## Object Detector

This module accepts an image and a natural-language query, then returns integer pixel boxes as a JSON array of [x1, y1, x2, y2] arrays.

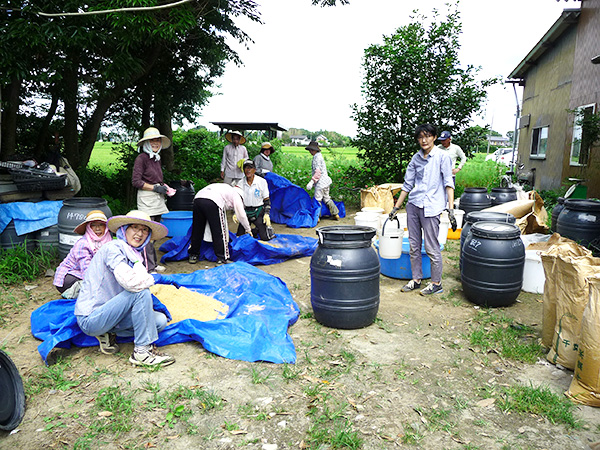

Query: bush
[[455, 154, 505, 197]]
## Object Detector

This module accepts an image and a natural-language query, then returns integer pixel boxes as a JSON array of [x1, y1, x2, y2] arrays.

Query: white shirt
[[437, 142, 466, 169], [221, 144, 248, 179], [237, 175, 269, 208]]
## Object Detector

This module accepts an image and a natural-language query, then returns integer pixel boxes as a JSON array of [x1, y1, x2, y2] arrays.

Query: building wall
[[518, 26, 577, 192], [567, 0, 600, 198]]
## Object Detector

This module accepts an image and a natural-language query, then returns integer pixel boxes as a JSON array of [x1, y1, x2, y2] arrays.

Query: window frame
[[570, 103, 596, 167], [530, 126, 548, 160]]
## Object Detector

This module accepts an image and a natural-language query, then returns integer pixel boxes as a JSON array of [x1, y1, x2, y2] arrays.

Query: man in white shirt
[[437, 131, 467, 179], [235, 159, 274, 241], [220, 130, 248, 186]]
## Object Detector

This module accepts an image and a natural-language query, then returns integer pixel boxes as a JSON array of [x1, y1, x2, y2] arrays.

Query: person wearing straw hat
[[132, 127, 174, 272], [75, 210, 177, 366], [188, 183, 251, 264], [234, 159, 274, 241], [305, 140, 340, 220], [53, 210, 112, 299], [221, 130, 248, 186], [253, 142, 275, 177]]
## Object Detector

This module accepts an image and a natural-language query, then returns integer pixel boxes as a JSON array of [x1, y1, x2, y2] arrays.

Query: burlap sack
[[565, 275, 600, 406], [541, 237, 592, 348], [546, 253, 600, 369], [360, 185, 395, 214]]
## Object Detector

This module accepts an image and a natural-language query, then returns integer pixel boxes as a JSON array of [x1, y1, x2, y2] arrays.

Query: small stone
[[262, 445, 278, 450], [277, 420, 287, 428], [355, 414, 364, 421]]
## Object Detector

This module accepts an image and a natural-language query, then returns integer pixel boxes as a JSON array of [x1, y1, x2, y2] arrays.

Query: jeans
[[76, 289, 167, 347]]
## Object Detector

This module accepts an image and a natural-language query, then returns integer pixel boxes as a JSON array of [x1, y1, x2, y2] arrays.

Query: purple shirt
[[132, 152, 163, 189], [53, 237, 97, 287]]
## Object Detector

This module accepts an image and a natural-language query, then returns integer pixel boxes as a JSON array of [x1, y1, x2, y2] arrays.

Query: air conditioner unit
[[518, 114, 530, 129]]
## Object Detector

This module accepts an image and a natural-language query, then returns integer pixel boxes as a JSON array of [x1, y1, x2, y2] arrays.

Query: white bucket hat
[[137, 127, 171, 149]]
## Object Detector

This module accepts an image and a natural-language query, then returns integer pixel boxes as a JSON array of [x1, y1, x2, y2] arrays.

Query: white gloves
[[114, 261, 154, 292], [306, 180, 314, 190], [263, 214, 271, 227], [232, 214, 238, 224]]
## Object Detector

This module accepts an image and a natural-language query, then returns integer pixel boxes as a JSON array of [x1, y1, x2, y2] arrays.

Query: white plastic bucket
[[361, 206, 385, 215], [398, 212, 408, 230], [379, 217, 404, 259], [522, 250, 545, 294], [355, 212, 380, 240], [438, 215, 449, 245], [441, 209, 465, 229]]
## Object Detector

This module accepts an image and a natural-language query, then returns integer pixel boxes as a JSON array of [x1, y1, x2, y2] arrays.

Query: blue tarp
[[0, 200, 62, 235], [265, 172, 345, 228], [31, 263, 300, 364], [159, 230, 318, 264]]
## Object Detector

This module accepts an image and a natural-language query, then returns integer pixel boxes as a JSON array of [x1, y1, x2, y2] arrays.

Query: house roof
[[210, 122, 287, 132], [508, 9, 580, 80]]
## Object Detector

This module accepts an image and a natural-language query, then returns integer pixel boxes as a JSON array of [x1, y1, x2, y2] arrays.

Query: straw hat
[[225, 130, 247, 145], [305, 140, 321, 152], [260, 142, 274, 153], [107, 210, 168, 240], [73, 210, 108, 235], [137, 127, 171, 149]]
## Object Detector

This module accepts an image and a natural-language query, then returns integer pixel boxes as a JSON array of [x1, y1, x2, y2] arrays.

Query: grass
[[0, 245, 57, 285]]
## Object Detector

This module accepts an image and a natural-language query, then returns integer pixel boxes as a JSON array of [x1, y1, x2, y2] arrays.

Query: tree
[[351, 5, 498, 182]]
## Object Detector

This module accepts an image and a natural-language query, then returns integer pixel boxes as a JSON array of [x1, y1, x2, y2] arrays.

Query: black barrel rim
[[465, 211, 516, 225], [464, 187, 488, 193], [0, 350, 25, 431], [491, 187, 517, 193], [316, 225, 376, 242], [62, 197, 107, 208], [563, 199, 600, 212], [471, 221, 521, 239]]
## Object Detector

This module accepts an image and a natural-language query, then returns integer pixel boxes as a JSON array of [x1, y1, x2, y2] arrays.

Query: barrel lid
[[465, 211, 516, 225], [563, 198, 600, 212], [491, 187, 516, 193], [0, 349, 25, 431], [471, 221, 521, 239], [557, 197, 565, 205], [463, 187, 488, 193], [316, 225, 376, 242]]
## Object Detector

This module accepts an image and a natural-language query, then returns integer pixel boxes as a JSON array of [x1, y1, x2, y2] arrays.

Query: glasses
[[129, 225, 150, 236], [417, 134, 434, 141]]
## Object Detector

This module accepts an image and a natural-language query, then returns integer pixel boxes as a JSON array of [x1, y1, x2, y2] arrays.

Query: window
[[570, 104, 596, 166], [530, 126, 548, 158]]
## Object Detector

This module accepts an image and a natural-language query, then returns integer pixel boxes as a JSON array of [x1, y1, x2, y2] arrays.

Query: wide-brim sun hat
[[225, 130, 247, 145], [305, 140, 321, 152], [137, 127, 171, 149], [107, 210, 168, 241], [261, 142, 274, 153], [73, 210, 109, 235]]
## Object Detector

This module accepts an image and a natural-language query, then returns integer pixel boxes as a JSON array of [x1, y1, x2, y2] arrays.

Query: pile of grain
[[150, 285, 229, 323]]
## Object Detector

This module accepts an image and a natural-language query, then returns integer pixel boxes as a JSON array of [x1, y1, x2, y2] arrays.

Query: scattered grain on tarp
[[150, 285, 228, 323]]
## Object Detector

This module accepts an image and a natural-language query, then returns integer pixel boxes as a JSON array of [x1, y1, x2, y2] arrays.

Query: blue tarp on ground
[[0, 200, 62, 235], [159, 230, 318, 264], [264, 172, 345, 228], [30, 263, 300, 364]]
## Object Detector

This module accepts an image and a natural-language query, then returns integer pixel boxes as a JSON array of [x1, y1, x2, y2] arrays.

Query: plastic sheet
[[0, 200, 62, 235], [30, 263, 300, 364]]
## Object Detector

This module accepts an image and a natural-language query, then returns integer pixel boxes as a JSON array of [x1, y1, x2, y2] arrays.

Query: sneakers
[[188, 254, 198, 264], [420, 283, 443, 296], [154, 265, 166, 273], [96, 333, 119, 355], [401, 280, 421, 292], [216, 258, 233, 265], [129, 346, 175, 367], [333, 214, 340, 221]]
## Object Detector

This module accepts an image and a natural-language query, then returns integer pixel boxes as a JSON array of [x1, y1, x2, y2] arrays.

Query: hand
[[452, 168, 460, 175], [232, 214, 238, 224], [446, 208, 457, 232], [263, 214, 271, 227], [220, 171, 224, 179], [389, 206, 400, 220], [152, 184, 168, 195], [152, 273, 181, 289], [306, 180, 314, 190]]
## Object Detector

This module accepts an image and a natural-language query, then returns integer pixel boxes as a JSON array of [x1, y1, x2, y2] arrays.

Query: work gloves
[[263, 214, 271, 227], [389, 206, 400, 220], [446, 208, 457, 232], [232, 214, 238, 224], [153, 184, 168, 195], [151, 273, 181, 289], [306, 180, 314, 190]]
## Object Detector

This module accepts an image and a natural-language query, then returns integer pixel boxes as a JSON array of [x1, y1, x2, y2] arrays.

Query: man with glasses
[[389, 124, 456, 296]]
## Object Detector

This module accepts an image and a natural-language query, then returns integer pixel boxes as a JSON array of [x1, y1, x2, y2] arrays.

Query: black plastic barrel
[[461, 222, 525, 307], [490, 187, 517, 206], [34, 224, 58, 253], [58, 197, 112, 260], [557, 199, 600, 248], [460, 187, 492, 216], [0, 220, 35, 252], [460, 211, 516, 251], [310, 225, 380, 329], [550, 197, 565, 233], [0, 349, 25, 431], [166, 180, 195, 211]]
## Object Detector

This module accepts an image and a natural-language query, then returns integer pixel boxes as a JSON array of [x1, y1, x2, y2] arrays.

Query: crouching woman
[[75, 210, 175, 367]]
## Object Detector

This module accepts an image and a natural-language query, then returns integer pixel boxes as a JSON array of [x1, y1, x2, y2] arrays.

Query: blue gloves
[[152, 296, 172, 322], [151, 273, 181, 289]]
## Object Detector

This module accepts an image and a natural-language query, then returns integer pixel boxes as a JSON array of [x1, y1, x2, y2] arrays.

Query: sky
[[194, 0, 579, 138]]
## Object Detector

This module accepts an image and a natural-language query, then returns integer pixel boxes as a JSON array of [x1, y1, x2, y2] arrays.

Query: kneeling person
[[236, 159, 274, 241]]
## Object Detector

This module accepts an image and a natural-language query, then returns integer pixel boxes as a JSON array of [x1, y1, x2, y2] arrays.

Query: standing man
[[221, 130, 248, 186], [235, 159, 273, 241], [389, 124, 456, 296], [437, 131, 467, 180]]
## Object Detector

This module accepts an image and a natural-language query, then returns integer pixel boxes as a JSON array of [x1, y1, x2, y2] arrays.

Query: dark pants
[[145, 214, 162, 271], [236, 207, 270, 241], [190, 198, 229, 260], [56, 273, 81, 294], [406, 202, 443, 284]]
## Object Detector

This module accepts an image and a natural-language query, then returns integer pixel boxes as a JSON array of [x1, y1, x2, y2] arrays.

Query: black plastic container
[[0, 349, 25, 431], [550, 197, 565, 233], [58, 197, 112, 260], [461, 222, 525, 307], [310, 225, 380, 329], [460, 187, 492, 216], [0, 220, 35, 252], [557, 199, 600, 249], [460, 211, 516, 251], [34, 224, 59, 253], [166, 180, 195, 211], [490, 187, 517, 206]]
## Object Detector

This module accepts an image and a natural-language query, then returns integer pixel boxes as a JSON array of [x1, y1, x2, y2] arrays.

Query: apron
[[137, 190, 169, 216]]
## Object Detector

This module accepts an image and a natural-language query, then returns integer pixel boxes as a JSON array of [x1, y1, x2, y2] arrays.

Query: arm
[[220, 145, 227, 179], [233, 196, 252, 233], [457, 146, 467, 169]]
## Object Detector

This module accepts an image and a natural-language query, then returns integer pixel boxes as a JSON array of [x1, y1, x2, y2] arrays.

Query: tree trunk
[[141, 86, 152, 130], [155, 106, 174, 172], [0, 78, 21, 159], [62, 57, 80, 168], [33, 94, 59, 159]]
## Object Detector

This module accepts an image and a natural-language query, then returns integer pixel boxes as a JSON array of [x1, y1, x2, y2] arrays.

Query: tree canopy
[[351, 5, 498, 182]]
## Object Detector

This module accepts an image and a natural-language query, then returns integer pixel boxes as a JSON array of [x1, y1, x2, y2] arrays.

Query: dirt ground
[[1, 208, 600, 450]]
